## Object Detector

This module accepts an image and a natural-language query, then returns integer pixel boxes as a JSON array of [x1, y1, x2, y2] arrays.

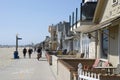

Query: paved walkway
[[0, 51, 56, 80]]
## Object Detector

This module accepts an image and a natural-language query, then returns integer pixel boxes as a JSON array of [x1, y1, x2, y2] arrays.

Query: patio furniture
[[83, 59, 113, 74], [92, 58, 100, 68]]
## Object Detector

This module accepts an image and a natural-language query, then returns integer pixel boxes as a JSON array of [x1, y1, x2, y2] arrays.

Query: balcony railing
[[81, 2, 97, 21]]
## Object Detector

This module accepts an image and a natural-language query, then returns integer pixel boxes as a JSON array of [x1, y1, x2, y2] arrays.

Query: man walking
[[28, 48, 33, 58], [23, 48, 27, 58]]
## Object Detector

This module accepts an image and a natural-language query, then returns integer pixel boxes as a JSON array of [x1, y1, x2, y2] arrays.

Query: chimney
[[72, 12, 74, 30], [69, 15, 71, 27], [76, 8, 78, 28], [72, 12, 74, 26], [80, 3, 82, 21]]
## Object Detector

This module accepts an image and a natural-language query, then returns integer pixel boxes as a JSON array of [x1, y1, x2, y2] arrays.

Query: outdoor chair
[[83, 58, 100, 70], [92, 58, 100, 68], [83, 59, 113, 74]]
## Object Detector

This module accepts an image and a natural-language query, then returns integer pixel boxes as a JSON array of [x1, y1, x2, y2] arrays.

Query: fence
[[78, 63, 100, 80]]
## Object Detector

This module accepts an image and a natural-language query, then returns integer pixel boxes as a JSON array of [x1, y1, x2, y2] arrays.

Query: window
[[101, 29, 109, 59]]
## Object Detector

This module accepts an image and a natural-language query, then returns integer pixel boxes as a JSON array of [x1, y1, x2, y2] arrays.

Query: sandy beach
[[0, 47, 56, 80], [0, 47, 32, 69]]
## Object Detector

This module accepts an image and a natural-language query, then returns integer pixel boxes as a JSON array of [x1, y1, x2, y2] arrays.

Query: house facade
[[47, 0, 120, 66], [48, 21, 73, 52], [48, 25, 57, 51], [71, 0, 97, 58], [93, 0, 120, 66], [75, 0, 120, 67]]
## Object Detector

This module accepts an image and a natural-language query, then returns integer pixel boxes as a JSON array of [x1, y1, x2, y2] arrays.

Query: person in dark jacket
[[28, 48, 33, 58], [37, 47, 42, 60], [23, 48, 27, 58]]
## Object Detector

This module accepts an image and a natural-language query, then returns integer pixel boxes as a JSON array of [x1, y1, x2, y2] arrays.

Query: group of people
[[23, 47, 42, 60], [23, 48, 33, 58]]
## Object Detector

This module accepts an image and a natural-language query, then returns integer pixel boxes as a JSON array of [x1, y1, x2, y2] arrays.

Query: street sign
[[17, 38, 22, 40]]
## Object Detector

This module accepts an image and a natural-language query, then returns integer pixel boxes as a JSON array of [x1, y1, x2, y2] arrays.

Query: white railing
[[78, 63, 100, 80]]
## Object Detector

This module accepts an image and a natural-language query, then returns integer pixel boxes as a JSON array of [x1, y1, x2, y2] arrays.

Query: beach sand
[[0, 47, 32, 69]]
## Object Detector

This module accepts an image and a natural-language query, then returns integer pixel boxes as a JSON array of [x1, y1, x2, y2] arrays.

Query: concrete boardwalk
[[0, 51, 56, 80]]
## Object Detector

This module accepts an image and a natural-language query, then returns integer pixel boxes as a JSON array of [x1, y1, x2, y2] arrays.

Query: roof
[[93, 0, 107, 23], [77, 16, 120, 33]]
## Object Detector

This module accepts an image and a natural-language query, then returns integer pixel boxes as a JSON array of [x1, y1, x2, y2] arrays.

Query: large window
[[101, 29, 109, 59]]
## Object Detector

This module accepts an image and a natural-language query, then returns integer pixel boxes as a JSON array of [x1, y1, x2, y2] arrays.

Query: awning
[[83, 22, 111, 33], [74, 25, 92, 32], [75, 16, 120, 33]]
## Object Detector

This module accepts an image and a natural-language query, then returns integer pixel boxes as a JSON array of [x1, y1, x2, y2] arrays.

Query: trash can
[[14, 51, 19, 59]]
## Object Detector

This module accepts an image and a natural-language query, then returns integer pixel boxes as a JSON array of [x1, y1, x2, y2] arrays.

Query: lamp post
[[16, 34, 22, 51], [14, 34, 22, 59]]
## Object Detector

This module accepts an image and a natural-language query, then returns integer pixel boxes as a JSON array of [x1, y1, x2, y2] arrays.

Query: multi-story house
[[76, 0, 120, 79], [71, 0, 97, 58], [87, 0, 120, 66], [75, 0, 120, 67], [43, 36, 50, 50], [56, 21, 73, 52], [48, 0, 120, 80], [48, 25, 57, 50]]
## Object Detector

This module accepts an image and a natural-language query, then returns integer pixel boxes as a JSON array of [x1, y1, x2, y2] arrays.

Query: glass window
[[101, 29, 109, 59]]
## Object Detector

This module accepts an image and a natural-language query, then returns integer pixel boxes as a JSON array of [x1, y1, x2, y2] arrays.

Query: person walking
[[34, 47, 36, 53], [23, 48, 27, 58], [37, 47, 42, 60], [28, 48, 33, 58]]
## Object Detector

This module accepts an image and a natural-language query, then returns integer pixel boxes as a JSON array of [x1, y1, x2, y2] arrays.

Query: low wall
[[45, 51, 56, 65], [57, 60, 73, 80], [57, 58, 95, 80], [49, 53, 95, 80], [51, 55, 76, 79], [51, 55, 58, 78]]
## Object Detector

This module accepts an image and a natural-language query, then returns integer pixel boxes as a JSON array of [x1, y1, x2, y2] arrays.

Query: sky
[[0, 0, 81, 45]]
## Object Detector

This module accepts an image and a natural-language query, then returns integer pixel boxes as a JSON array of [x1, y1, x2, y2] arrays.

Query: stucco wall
[[57, 61, 72, 80], [51, 55, 58, 78], [101, 0, 120, 22], [109, 25, 119, 66]]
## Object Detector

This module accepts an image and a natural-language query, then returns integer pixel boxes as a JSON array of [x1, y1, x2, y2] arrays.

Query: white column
[[119, 24, 120, 64], [97, 30, 101, 58], [80, 33, 83, 53]]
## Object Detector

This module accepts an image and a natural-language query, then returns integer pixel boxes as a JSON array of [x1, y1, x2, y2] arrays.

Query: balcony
[[71, 2, 97, 32], [81, 2, 97, 21]]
